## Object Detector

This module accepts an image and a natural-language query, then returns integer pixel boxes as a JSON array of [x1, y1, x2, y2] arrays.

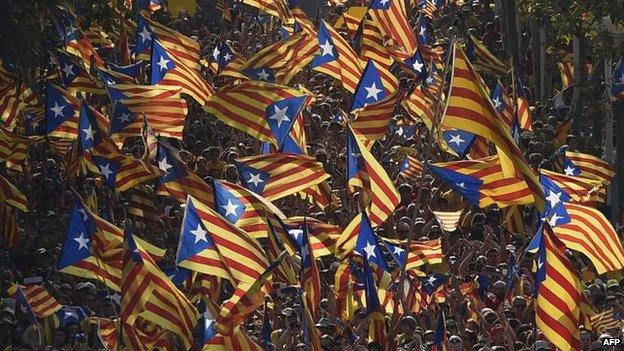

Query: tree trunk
[[571, 36, 586, 134]]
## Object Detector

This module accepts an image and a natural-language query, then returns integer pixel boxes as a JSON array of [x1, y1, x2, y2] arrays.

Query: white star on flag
[[221, 199, 240, 218], [99, 162, 114, 180], [157, 56, 171, 71], [365, 82, 382, 101], [269, 105, 290, 128], [449, 134, 465, 146], [49, 102, 66, 118], [319, 40, 334, 57], [190, 223, 208, 244], [74, 233, 90, 250], [363, 241, 377, 259], [247, 173, 264, 187]]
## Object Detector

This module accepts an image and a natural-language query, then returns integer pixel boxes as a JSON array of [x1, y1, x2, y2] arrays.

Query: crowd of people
[[0, 0, 622, 350]]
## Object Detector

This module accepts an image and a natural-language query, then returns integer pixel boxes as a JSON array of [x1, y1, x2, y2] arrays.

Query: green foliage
[[519, 0, 624, 54]]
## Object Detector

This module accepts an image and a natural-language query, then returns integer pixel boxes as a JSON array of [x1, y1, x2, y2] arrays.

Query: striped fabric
[[590, 309, 621, 334], [406, 238, 443, 270], [204, 330, 264, 350], [467, 34, 508, 76], [369, 0, 417, 57], [204, 81, 312, 145], [540, 169, 605, 204], [121, 232, 198, 349], [151, 39, 215, 105], [215, 252, 284, 334], [56, 51, 104, 94], [503, 206, 526, 236], [128, 185, 156, 221], [443, 46, 544, 207], [140, 13, 201, 70], [240, 32, 317, 85], [564, 151, 615, 185], [536, 224, 582, 351], [45, 84, 81, 139], [8, 284, 62, 318], [0, 83, 36, 130], [122, 319, 172, 351], [400, 155, 424, 180], [236, 153, 330, 201], [432, 210, 463, 232], [86, 317, 119, 351], [0, 175, 27, 211], [111, 96, 188, 140], [430, 155, 535, 208], [403, 85, 436, 130], [176, 195, 269, 285], [242, 0, 292, 21], [551, 203, 624, 274], [554, 117, 572, 147], [358, 18, 393, 72], [313, 20, 363, 94], [84, 152, 160, 193], [283, 217, 339, 257]]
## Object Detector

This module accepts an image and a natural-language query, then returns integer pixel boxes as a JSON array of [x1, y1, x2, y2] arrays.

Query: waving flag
[[235, 153, 329, 201], [611, 59, 624, 100], [1, 205, 18, 246], [311, 20, 363, 93], [56, 51, 103, 94], [590, 309, 621, 334], [150, 39, 214, 105], [429, 155, 534, 208], [216, 251, 285, 335], [0, 67, 38, 130], [416, 17, 444, 66], [110, 95, 188, 140], [443, 46, 544, 207], [403, 85, 436, 130], [431, 309, 448, 351], [0, 175, 27, 212], [11, 285, 39, 324], [355, 213, 389, 272], [350, 60, 397, 112], [209, 177, 285, 238], [58, 198, 123, 291], [361, 253, 387, 347], [209, 41, 246, 78], [369, 0, 417, 57], [563, 151, 615, 185], [297, 222, 321, 315], [136, 13, 201, 70], [128, 185, 156, 221], [176, 195, 269, 284], [346, 125, 400, 225], [535, 223, 582, 351], [545, 202, 624, 274], [239, 32, 317, 84], [87, 153, 159, 192], [45, 83, 81, 139], [407, 239, 443, 270], [8, 284, 61, 319], [354, 17, 393, 72], [441, 129, 478, 158], [121, 227, 198, 349], [204, 81, 311, 146], [514, 76, 532, 131], [154, 141, 214, 205], [242, 0, 292, 21], [491, 81, 515, 129], [540, 169, 604, 207], [466, 34, 509, 77], [399, 155, 424, 180], [284, 217, 339, 257]]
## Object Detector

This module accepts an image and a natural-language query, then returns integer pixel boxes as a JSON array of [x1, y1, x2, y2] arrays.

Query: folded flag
[[204, 81, 312, 147], [428, 155, 534, 208], [235, 153, 329, 201], [45, 83, 81, 139], [563, 150, 615, 185], [0, 175, 27, 212], [8, 283, 61, 319], [399, 155, 424, 180], [176, 195, 269, 285], [432, 210, 463, 232], [544, 202, 624, 274]]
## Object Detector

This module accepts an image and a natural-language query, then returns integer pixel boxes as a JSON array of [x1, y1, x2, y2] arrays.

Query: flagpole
[[387, 36, 456, 349]]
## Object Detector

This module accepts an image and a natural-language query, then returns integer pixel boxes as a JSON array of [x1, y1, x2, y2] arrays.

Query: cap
[[76, 282, 96, 293], [534, 340, 551, 350]]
